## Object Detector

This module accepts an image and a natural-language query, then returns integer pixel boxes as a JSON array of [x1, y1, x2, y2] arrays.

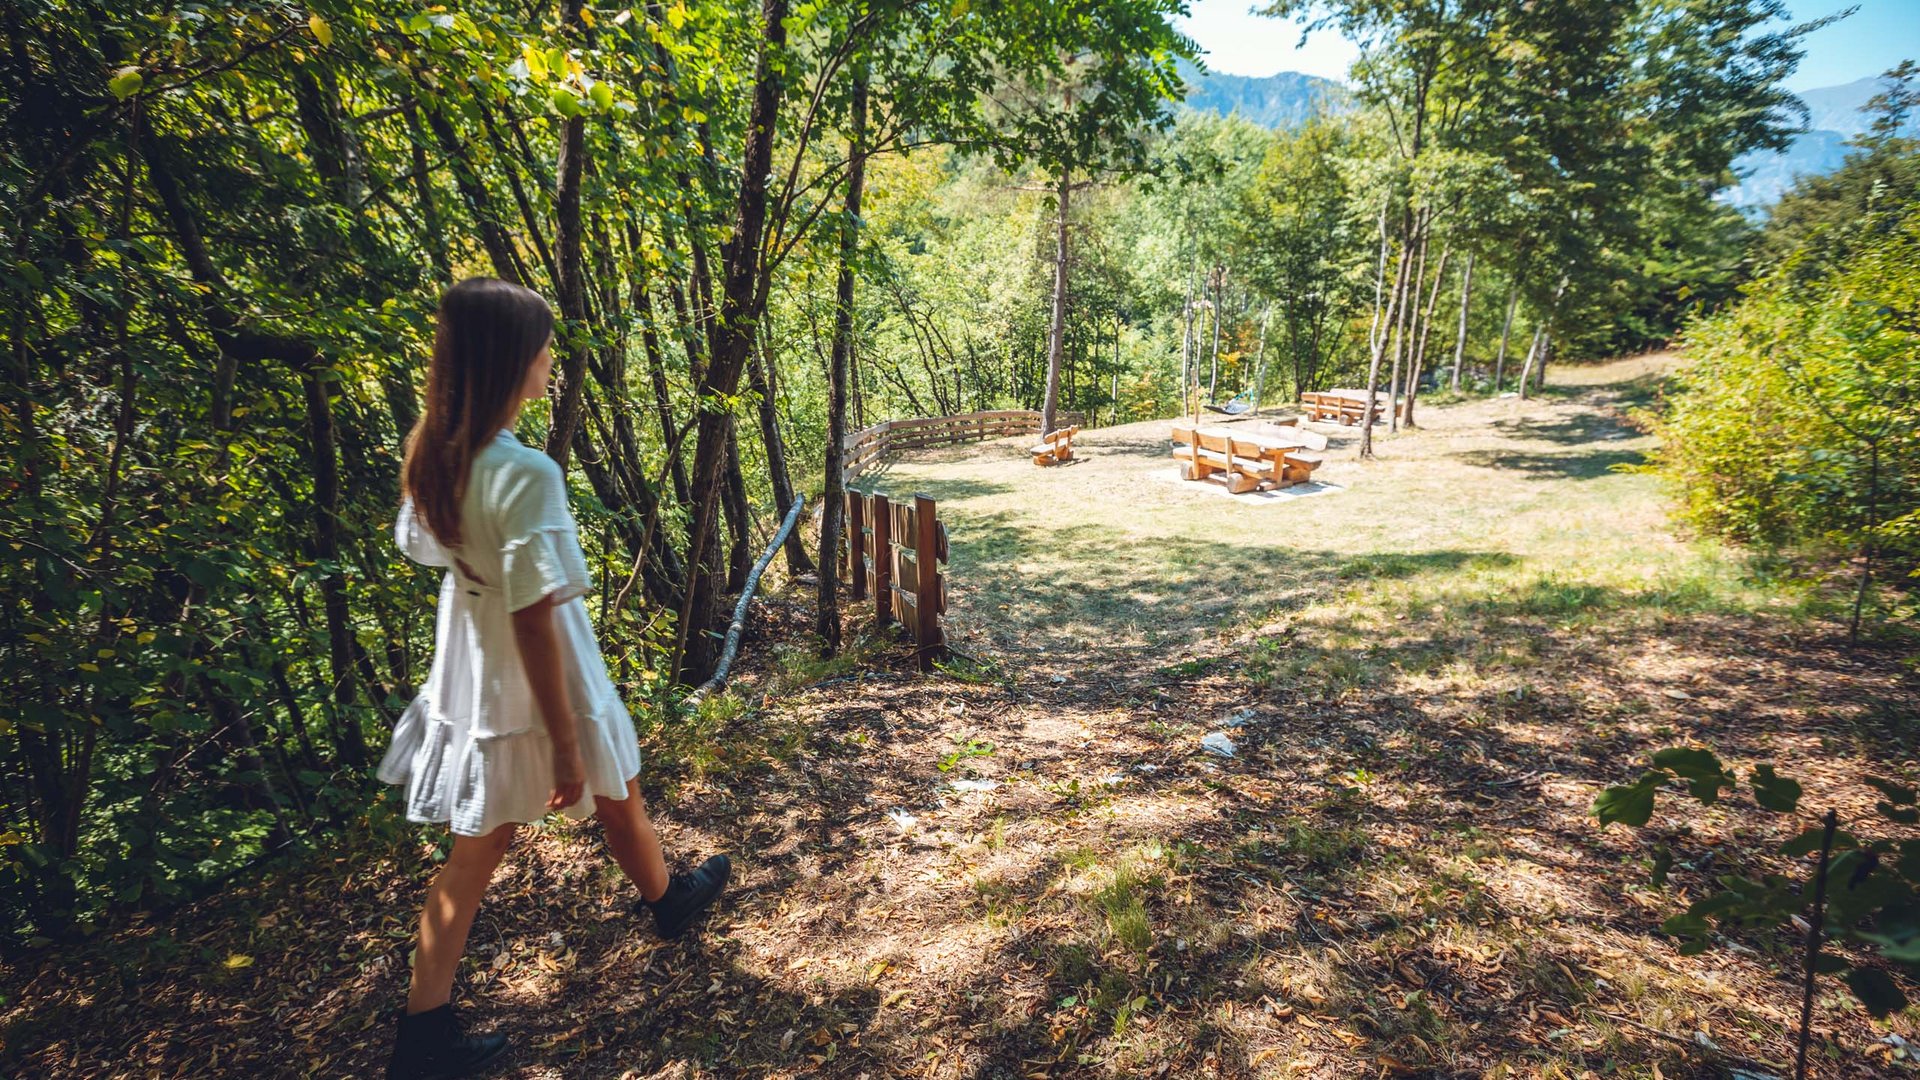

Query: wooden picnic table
[[1300, 389, 1406, 425], [1170, 421, 1328, 493]]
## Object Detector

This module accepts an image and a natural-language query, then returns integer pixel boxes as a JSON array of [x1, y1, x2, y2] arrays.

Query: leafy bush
[[1595, 748, 1919, 1026], [1653, 185, 1920, 638]]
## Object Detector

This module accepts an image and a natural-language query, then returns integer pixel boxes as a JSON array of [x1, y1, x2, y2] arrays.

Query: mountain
[[1798, 77, 1888, 137], [1726, 76, 1916, 209], [1178, 64, 1899, 211], [1177, 59, 1349, 128]]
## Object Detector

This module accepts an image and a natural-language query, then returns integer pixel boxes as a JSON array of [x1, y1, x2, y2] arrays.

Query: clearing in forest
[[7, 355, 1915, 1078]]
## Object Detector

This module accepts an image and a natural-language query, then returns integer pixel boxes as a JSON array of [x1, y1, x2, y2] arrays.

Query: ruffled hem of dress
[[501, 525, 592, 613], [375, 694, 642, 837]]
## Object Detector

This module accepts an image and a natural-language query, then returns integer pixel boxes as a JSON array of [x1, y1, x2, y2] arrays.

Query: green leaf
[[1749, 764, 1802, 812], [1651, 747, 1734, 805], [1844, 967, 1908, 1017], [1650, 844, 1673, 887], [589, 79, 614, 111], [1651, 747, 1723, 774], [1594, 771, 1664, 828], [1780, 828, 1856, 858], [108, 66, 143, 100], [1866, 778, 1916, 806], [551, 88, 584, 118]]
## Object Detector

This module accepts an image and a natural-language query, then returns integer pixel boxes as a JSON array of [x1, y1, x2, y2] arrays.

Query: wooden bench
[[1300, 389, 1407, 426], [1030, 424, 1078, 465], [1172, 428, 1266, 493], [1171, 422, 1329, 492]]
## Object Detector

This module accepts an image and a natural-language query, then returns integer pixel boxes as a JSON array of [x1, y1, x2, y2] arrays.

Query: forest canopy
[[0, 0, 1853, 942]]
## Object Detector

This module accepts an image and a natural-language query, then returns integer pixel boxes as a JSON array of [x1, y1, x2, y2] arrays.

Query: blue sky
[[1174, 0, 1920, 92]]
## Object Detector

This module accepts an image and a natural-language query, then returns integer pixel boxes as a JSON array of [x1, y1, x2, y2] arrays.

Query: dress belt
[[450, 562, 500, 599]]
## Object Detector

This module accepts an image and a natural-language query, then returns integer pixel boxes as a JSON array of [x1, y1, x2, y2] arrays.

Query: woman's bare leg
[[594, 778, 670, 902], [405, 823, 517, 1014]]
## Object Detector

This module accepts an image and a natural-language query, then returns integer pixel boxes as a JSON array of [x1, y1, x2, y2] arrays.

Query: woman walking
[[378, 278, 729, 1079]]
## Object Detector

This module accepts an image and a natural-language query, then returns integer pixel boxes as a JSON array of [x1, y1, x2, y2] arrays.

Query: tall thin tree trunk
[[672, 0, 791, 682], [816, 61, 868, 653], [404, 107, 451, 283], [1494, 282, 1519, 393], [1251, 301, 1271, 411], [1450, 251, 1475, 392], [1207, 265, 1224, 403], [632, 278, 690, 506], [544, 1, 589, 465], [1521, 275, 1567, 399], [1179, 264, 1197, 421], [721, 427, 750, 593], [302, 352, 367, 770], [1040, 169, 1072, 434], [1516, 325, 1545, 400], [1405, 245, 1450, 429], [1367, 208, 1389, 358], [749, 340, 813, 574], [1389, 220, 1426, 433], [1361, 238, 1412, 460]]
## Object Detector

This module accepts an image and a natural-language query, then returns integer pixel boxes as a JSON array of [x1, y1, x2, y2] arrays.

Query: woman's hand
[[510, 592, 585, 811], [548, 741, 586, 811]]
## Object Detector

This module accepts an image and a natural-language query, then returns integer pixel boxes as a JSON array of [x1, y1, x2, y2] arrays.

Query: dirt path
[[5, 357, 1916, 1078]]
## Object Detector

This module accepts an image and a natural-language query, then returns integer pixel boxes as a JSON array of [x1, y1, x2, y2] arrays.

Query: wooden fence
[[844, 409, 1084, 480], [841, 489, 948, 670]]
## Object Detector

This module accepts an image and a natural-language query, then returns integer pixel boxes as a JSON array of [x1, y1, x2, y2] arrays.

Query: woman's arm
[[509, 594, 585, 810]]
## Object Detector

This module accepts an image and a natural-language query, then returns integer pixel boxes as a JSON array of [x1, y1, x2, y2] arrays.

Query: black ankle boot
[[639, 854, 732, 939], [385, 1003, 508, 1080]]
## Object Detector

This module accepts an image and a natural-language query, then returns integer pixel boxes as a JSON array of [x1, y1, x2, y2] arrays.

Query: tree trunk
[[301, 352, 368, 770], [422, 105, 525, 285], [1207, 265, 1224, 404], [721, 427, 751, 594], [632, 274, 690, 506], [1251, 301, 1271, 411], [1389, 220, 1426, 433], [1450, 251, 1475, 392], [749, 340, 813, 574], [544, 102, 588, 466], [1404, 245, 1450, 429], [1040, 170, 1071, 434], [403, 106, 452, 283], [816, 62, 868, 653], [1516, 325, 1545, 400], [1361, 238, 1412, 460], [672, 0, 792, 683], [1179, 264, 1197, 421], [1366, 208, 1389, 359], [1494, 282, 1518, 393]]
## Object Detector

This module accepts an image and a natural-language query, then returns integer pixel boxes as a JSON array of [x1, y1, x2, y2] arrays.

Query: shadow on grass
[[1454, 446, 1648, 480], [1487, 410, 1642, 447], [848, 472, 1016, 502]]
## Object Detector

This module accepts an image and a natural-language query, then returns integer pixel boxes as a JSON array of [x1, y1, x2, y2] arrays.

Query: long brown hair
[[402, 278, 553, 547]]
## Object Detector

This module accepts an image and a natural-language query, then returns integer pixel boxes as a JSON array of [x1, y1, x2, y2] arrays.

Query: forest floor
[[5, 354, 1918, 1079]]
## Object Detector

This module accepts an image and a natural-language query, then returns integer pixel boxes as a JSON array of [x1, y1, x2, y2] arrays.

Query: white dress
[[376, 428, 642, 836]]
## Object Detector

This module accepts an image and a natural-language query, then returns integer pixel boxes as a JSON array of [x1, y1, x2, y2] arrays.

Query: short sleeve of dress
[[395, 497, 452, 568], [497, 453, 593, 613]]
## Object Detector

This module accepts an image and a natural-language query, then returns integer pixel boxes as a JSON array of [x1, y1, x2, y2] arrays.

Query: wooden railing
[[843, 409, 1084, 480], [842, 489, 949, 670]]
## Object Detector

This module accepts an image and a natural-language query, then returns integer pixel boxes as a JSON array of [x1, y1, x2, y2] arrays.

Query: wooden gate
[[842, 489, 948, 670]]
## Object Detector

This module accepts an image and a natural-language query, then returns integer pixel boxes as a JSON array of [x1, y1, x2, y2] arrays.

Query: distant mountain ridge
[[1722, 76, 1913, 209], [1176, 59, 1348, 129], [1179, 64, 1905, 211]]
